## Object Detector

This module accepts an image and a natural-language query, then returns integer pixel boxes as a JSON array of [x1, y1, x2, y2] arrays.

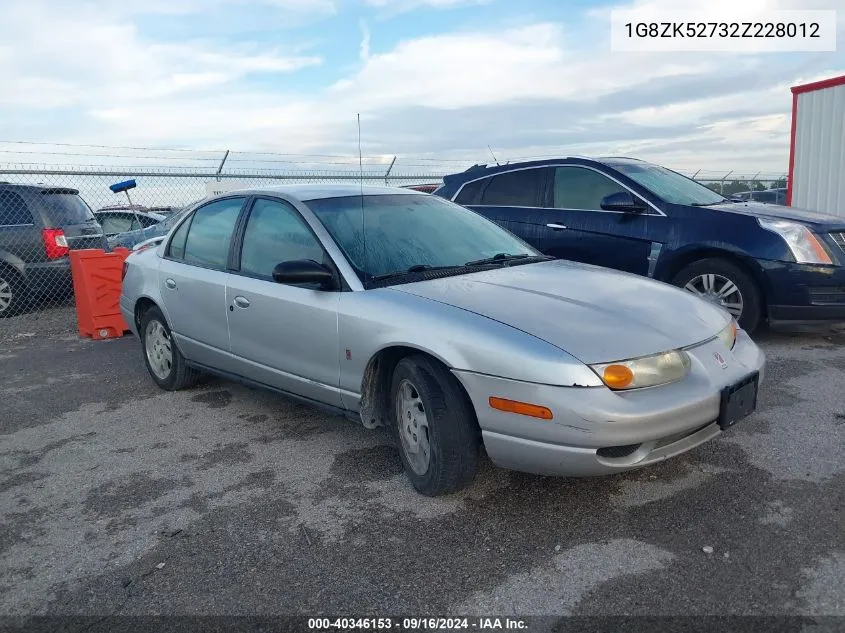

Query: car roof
[[440, 156, 651, 185], [0, 182, 80, 194], [231, 183, 422, 202]]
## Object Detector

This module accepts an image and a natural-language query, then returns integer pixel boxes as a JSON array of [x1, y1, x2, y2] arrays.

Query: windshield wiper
[[464, 253, 549, 267], [371, 264, 460, 282], [690, 201, 726, 207]]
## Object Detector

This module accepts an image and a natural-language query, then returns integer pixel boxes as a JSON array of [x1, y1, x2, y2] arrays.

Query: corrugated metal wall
[[792, 83, 845, 216]]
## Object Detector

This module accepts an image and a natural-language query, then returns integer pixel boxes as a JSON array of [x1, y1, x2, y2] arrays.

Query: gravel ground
[[1, 307, 844, 627]]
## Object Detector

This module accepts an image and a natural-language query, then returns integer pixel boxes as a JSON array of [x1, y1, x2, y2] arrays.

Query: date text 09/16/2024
[[307, 617, 528, 630]]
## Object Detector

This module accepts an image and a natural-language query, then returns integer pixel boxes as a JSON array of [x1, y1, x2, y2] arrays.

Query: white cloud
[[365, 0, 485, 9], [0, 0, 322, 110], [0, 0, 843, 176], [359, 20, 371, 61]]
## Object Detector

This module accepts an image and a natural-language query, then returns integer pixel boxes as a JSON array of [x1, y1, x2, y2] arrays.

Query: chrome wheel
[[684, 273, 744, 318], [145, 319, 173, 381], [0, 278, 12, 314], [395, 379, 431, 476]]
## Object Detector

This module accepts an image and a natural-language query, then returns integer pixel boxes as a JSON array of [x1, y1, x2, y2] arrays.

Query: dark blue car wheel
[[671, 258, 763, 333]]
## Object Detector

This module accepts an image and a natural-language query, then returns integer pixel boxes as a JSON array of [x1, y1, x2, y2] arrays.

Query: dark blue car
[[434, 158, 845, 333]]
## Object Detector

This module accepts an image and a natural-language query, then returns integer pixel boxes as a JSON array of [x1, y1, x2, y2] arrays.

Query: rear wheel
[[0, 267, 26, 318], [139, 305, 201, 390], [390, 354, 479, 496], [671, 258, 762, 333]]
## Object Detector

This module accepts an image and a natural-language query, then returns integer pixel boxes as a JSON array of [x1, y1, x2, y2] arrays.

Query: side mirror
[[272, 260, 337, 289], [600, 191, 648, 213]]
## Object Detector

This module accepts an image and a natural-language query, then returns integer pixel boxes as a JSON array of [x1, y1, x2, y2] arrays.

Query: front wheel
[[139, 305, 201, 390], [390, 355, 479, 496], [671, 258, 763, 333]]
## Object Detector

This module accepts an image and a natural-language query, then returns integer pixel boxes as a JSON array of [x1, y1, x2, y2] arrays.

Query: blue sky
[[0, 0, 843, 176]]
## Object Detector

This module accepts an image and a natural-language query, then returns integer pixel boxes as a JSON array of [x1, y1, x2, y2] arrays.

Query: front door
[[158, 196, 246, 369], [225, 197, 342, 408], [536, 166, 665, 276]]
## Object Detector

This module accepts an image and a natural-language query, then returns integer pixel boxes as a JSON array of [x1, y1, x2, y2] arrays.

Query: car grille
[[830, 231, 845, 253], [808, 287, 845, 305]]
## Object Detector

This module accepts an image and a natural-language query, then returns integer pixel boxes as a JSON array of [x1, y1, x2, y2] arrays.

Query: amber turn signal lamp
[[489, 397, 553, 420], [602, 364, 635, 389]]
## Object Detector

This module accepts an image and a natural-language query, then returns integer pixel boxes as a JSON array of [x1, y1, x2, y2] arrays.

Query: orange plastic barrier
[[69, 248, 132, 340]]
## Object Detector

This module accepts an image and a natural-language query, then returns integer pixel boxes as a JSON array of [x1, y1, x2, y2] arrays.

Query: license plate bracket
[[718, 372, 759, 430]]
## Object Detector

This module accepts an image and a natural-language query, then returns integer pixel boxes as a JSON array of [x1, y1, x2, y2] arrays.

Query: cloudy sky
[[0, 0, 843, 176]]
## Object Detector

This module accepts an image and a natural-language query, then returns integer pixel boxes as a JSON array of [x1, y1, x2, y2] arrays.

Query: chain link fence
[[0, 162, 787, 320], [0, 166, 442, 319]]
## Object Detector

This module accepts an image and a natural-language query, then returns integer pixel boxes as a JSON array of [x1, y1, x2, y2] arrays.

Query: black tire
[[139, 305, 201, 390], [671, 257, 763, 333], [389, 354, 479, 496], [0, 266, 27, 318]]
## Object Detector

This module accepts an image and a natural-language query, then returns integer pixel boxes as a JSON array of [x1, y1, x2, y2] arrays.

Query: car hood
[[393, 260, 730, 365], [710, 202, 845, 228]]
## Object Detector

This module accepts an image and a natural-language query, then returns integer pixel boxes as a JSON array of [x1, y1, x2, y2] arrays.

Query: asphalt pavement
[[1, 308, 844, 625]]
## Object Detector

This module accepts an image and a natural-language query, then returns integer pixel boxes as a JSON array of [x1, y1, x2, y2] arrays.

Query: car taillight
[[41, 228, 69, 259]]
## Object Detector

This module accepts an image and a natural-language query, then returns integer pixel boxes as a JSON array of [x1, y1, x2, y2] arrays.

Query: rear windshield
[[40, 194, 95, 225]]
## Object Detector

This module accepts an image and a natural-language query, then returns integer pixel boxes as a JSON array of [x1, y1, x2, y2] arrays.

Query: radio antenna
[[358, 113, 368, 288], [487, 145, 500, 166]]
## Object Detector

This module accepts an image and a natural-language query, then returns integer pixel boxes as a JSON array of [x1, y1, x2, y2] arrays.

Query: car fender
[[0, 250, 27, 279], [120, 249, 166, 332], [337, 288, 602, 408], [654, 241, 769, 289]]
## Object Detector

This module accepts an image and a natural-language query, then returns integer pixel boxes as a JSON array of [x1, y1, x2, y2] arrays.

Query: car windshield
[[40, 193, 96, 224], [612, 162, 727, 206], [307, 194, 539, 284]]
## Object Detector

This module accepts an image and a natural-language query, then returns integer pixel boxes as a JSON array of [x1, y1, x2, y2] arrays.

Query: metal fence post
[[384, 156, 397, 186], [216, 150, 230, 182], [720, 170, 733, 195]]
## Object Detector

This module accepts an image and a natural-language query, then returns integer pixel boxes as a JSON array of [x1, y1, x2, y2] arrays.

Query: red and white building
[[787, 74, 845, 216]]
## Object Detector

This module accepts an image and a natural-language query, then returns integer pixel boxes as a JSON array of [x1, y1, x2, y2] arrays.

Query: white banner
[[610, 9, 836, 52]]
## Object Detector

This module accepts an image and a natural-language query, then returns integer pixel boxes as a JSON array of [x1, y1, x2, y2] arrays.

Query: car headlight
[[590, 350, 691, 390], [758, 218, 832, 264], [716, 319, 738, 350]]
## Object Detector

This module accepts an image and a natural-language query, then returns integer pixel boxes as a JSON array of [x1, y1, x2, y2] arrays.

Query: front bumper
[[453, 330, 765, 477], [760, 260, 845, 324]]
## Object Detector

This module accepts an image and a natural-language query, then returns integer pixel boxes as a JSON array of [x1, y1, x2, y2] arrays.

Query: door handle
[[164, 278, 177, 289], [546, 223, 567, 230], [233, 296, 250, 309]]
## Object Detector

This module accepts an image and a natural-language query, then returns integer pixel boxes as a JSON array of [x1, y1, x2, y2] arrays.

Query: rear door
[[37, 189, 107, 250], [158, 196, 247, 369]]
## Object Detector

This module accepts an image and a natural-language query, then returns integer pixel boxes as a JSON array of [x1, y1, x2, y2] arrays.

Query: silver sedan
[[119, 185, 765, 496]]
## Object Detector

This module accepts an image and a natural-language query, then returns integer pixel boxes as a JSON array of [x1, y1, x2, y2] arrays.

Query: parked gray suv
[[0, 183, 107, 316]]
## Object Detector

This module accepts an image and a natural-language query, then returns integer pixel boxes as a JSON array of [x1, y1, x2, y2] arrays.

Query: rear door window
[[479, 169, 545, 207], [40, 192, 96, 226], [454, 178, 487, 205], [0, 191, 35, 225], [181, 197, 245, 269]]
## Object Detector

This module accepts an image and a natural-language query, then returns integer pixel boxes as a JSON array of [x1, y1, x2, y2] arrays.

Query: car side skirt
[[184, 360, 360, 423]]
